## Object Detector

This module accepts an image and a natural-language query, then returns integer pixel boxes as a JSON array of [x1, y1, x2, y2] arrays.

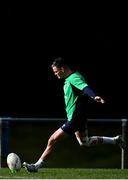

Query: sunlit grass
[[0, 168, 128, 179]]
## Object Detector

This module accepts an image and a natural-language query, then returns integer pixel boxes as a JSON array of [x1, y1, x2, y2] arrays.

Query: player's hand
[[94, 96, 105, 104]]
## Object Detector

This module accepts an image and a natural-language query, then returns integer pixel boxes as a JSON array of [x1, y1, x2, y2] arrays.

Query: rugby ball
[[7, 153, 22, 173]]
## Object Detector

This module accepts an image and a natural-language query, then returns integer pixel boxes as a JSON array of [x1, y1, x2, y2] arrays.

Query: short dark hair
[[51, 57, 68, 68]]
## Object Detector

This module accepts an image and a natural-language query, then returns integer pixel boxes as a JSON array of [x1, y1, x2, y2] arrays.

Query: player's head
[[51, 57, 70, 79]]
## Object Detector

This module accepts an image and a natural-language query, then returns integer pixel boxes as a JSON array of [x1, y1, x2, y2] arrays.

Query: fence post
[[1, 120, 10, 167], [0, 119, 1, 168], [121, 119, 128, 169]]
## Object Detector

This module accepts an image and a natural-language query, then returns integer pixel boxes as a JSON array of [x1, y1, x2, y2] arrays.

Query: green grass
[[0, 168, 128, 179]]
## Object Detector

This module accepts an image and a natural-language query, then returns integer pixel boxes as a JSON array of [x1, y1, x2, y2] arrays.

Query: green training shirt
[[64, 71, 88, 121]]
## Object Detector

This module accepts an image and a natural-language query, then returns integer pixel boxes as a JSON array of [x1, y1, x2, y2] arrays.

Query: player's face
[[52, 66, 65, 79]]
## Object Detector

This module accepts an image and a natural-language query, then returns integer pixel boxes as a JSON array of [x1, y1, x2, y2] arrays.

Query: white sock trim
[[34, 159, 44, 168]]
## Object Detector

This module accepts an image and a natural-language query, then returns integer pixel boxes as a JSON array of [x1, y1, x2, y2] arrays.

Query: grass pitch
[[0, 168, 128, 179]]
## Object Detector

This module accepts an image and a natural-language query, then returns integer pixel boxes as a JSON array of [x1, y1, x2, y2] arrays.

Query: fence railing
[[0, 117, 127, 169]]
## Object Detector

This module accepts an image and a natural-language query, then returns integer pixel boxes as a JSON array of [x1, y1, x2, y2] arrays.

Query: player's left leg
[[23, 127, 68, 172]]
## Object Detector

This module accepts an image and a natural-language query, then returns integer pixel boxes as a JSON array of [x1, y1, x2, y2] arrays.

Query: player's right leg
[[75, 130, 89, 146], [114, 135, 126, 149], [75, 131, 126, 149], [23, 127, 68, 172]]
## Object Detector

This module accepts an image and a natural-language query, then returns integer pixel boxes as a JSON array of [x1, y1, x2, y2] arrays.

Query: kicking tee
[[64, 71, 88, 121]]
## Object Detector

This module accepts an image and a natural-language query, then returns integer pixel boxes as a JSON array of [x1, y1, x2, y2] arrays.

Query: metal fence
[[0, 117, 127, 169]]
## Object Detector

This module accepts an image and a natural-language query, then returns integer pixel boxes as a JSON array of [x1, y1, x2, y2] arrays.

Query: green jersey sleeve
[[67, 71, 88, 90]]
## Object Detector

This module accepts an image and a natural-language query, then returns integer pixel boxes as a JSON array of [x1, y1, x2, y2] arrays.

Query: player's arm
[[83, 86, 105, 104], [70, 73, 105, 104]]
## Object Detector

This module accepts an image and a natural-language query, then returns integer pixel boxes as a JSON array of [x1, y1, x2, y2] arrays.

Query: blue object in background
[[1, 120, 9, 159]]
